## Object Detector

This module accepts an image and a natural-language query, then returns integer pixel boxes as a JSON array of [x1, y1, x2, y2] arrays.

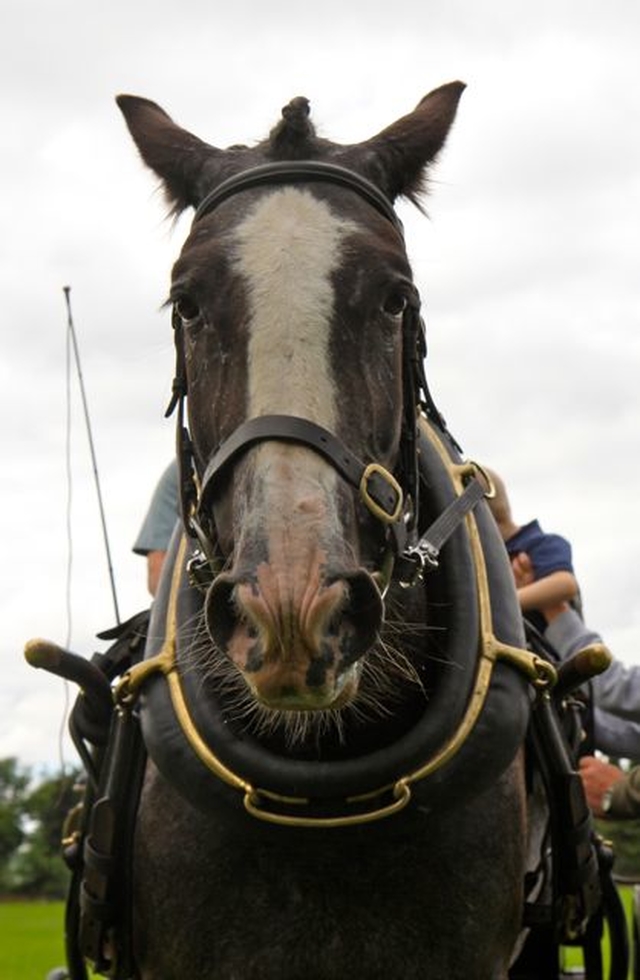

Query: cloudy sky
[[2, 0, 639, 770]]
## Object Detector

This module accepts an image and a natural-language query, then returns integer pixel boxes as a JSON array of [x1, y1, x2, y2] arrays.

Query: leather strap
[[193, 160, 404, 234], [395, 475, 486, 585]]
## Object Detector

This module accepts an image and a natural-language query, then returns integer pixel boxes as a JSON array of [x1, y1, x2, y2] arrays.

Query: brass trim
[[114, 536, 187, 705], [452, 460, 496, 499], [359, 463, 404, 524], [243, 779, 412, 828], [492, 641, 557, 690], [167, 670, 253, 795], [396, 420, 554, 790]]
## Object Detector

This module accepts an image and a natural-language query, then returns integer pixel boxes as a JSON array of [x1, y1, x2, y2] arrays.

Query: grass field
[[0, 892, 636, 978], [0, 901, 66, 979], [561, 884, 634, 978]]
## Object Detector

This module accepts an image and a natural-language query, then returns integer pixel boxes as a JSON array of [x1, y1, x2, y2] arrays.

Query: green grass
[[0, 901, 66, 979], [561, 884, 634, 978]]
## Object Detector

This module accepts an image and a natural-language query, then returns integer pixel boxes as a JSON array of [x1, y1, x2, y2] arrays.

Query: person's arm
[[591, 660, 640, 722], [147, 550, 167, 597], [544, 606, 601, 656], [545, 606, 640, 722], [579, 756, 627, 817], [593, 708, 640, 759], [580, 756, 640, 819], [516, 569, 578, 614], [133, 460, 180, 597]]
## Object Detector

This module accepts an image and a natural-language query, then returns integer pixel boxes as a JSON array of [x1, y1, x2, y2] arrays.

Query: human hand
[[511, 551, 571, 622], [579, 756, 626, 817], [511, 551, 534, 587]]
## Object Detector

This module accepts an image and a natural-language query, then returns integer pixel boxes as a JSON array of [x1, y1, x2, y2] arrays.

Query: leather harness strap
[[395, 470, 489, 584], [193, 160, 405, 234], [198, 414, 403, 523]]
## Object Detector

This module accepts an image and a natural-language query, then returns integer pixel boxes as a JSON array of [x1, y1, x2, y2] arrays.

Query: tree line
[[0, 756, 79, 899]]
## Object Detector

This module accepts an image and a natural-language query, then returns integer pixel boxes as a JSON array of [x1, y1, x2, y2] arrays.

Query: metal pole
[[63, 286, 121, 625]]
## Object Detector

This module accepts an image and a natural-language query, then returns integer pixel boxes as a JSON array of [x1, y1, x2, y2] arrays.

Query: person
[[510, 552, 640, 759], [544, 596, 640, 816], [133, 459, 180, 596], [486, 469, 640, 766], [484, 468, 580, 633], [579, 756, 640, 819]]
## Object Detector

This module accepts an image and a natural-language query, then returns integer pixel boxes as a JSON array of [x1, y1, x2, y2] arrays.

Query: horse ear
[[116, 94, 222, 215], [353, 81, 466, 204]]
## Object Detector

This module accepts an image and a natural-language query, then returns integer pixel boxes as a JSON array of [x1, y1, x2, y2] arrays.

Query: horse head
[[118, 85, 464, 714]]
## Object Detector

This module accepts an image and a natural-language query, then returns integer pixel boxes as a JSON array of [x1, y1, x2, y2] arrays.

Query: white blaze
[[232, 189, 361, 586], [233, 188, 356, 429]]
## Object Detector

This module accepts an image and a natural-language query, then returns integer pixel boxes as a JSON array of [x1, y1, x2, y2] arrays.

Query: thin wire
[[63, 286, 121, 625], [57, 302, 74, 772], [64, 310, 74, 650]]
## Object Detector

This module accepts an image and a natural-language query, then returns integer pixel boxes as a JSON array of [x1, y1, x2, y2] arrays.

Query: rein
[[166, 159, 444, 589]]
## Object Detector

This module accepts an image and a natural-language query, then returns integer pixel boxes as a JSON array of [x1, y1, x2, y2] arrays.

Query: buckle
[[454, 460, 495, 499], [359, 464, 403, 524], [187, 550, 215, 593], [396, 541, 440, 589]]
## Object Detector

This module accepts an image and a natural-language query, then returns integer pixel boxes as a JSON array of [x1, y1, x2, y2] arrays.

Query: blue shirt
[[505, 519, 574, 579], [505, 519, 575, 633], [133, 460, 180, 555]]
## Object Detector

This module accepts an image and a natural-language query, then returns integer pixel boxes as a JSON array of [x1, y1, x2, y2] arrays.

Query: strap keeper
[[164, 376, 186, 418]]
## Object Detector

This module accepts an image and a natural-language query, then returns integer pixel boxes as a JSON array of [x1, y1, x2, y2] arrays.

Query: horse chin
[[243, 660, 362, 712]]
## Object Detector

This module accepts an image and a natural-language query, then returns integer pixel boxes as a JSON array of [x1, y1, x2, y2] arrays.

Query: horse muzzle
[[204, 566, 383, 710]]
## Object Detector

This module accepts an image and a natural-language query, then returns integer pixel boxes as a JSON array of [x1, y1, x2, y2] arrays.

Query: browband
[[193, 160, 404, 234]]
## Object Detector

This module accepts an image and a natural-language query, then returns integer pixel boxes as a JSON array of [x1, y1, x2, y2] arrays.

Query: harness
[[24, 159, 627, 978]]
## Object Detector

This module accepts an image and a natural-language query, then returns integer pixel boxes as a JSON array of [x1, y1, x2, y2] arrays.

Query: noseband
[[167, 159, 449, 587]]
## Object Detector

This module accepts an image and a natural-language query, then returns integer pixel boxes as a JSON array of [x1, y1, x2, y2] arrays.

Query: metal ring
[[359, 463, 404, 524]]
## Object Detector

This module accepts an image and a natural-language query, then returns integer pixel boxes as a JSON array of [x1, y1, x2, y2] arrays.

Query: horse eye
[[174, 295, 201, 325], [382, 292, 408, 317]]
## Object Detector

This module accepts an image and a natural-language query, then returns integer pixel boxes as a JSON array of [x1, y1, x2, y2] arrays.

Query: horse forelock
[[266, 96, 322, 160]]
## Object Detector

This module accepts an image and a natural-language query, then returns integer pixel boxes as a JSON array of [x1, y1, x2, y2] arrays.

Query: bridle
[[165, 159, 465, 590]]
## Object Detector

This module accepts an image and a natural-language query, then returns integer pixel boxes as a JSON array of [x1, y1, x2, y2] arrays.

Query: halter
[[166, 159, 452, 586]]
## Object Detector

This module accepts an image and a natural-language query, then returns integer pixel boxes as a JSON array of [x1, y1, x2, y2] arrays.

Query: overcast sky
[[2, 0, 639, 770]]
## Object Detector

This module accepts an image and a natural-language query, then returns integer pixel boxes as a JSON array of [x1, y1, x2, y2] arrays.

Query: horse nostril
[[205, 574, 239, 650], [338, 570, 384, 662]]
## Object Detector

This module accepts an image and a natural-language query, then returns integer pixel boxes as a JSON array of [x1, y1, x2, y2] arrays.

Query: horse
[[28, 84, 619, 980], [115, 81, 539, 980]]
